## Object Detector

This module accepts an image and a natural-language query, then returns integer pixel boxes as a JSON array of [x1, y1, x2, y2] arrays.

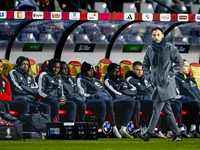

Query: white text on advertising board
[[160, 14, 170, 21], [196, 14, 200, 22], [178, 14, 188, 21]]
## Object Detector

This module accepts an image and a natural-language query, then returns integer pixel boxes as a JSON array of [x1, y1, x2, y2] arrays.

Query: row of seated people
[[0, 56, 200, 138]]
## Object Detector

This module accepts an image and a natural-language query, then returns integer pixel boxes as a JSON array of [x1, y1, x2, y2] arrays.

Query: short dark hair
[[183, 59, 187, 62], [60, 61, 67, 69], [0, 59, 2, 63], [133, 61, 142, 67], [151, 27, 163, 34]]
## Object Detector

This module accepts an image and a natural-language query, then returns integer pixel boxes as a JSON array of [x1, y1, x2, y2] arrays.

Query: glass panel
[[166, 22, 200, 45], [68, 21, 127, 44], [15, 20, 76, 43], [0, 19, 27, 43], [115, 21, 177, 45]]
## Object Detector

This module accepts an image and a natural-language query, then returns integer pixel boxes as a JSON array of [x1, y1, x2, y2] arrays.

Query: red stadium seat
[[10, 110, 18, 115], [59, 110, 93, 115]]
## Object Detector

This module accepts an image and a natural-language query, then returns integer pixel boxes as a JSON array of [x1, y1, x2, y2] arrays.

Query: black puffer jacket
[[35, 67, 64, 102], [125, 71, 153, 100], [104, 74, 137, 100], [175, 72, 200, 101]]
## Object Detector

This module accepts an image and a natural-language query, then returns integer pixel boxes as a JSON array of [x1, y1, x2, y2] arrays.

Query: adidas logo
[[126, 15, 132, 20]]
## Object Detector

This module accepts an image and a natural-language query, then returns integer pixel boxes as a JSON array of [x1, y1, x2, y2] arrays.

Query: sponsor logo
[[124, 13, 135, 21], [160, 14, 170, 21], [5, 128, 12, 139], [178, 14, 188, 21], [87, 13, 98, 20], [50, 128, 60, 135], [69, 12, 80, 20], [0, 11, 6, 19], [32, 12, 43, 19], [74, 44, 95, 52], [51, 12, 62, 20], [102, 121, 112, 134], [142, 13, 153, 21], [95, 82, 103, 88], [190, 81, 197, 87], [127, 121, 134, 134], [195, 14, 200, 22], [14, 11, 25, 19], [175, 45, 190, 53]]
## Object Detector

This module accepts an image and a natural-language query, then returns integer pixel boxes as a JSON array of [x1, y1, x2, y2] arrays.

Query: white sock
[[190, 125, 196, 132], [120, 126, 126, 132], [153, 128, 158, 133], [179, 127, 185, 132], [112, 126, 118, 132], [98, 128, 102, 133]]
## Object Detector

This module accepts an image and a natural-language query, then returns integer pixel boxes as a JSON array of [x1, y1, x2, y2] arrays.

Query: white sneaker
[[158, 131, 167, 138], [166, 131, 174, 138], [119, 130, 134, 138], [113, 130, 122, 138]]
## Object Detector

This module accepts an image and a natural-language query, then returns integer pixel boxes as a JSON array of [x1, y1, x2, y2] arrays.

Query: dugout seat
[[119, 60, 133, 79], [29, 59, 40, 79], [1, 59, 13, 78], [68, 61, 82, 80], [95, 59, 112, 83], [190, 63, 200, 90]]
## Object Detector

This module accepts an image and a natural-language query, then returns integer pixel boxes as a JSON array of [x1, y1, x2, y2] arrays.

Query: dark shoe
[[188, 130, 200, 138], [180, 131, 187, 138], [98, 132, 109, 138], [138, 133, 150, 142], [171, 135, 182, 141], [132, 129, 141, 138]]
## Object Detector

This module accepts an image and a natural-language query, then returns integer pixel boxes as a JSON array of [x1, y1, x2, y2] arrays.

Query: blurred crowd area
[[0, 0, 200, 14]]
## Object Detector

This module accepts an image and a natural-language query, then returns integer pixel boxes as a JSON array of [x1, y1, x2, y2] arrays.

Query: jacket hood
[[175, 72, 192, 81]]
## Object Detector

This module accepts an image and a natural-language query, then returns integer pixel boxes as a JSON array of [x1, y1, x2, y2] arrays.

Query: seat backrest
[[119, 60, 133, 79], [95, 59, 112, 83], [140, 3, 154, 13], [1, 59, 13, 78], [29, 59, 40, 79], [68, 61, 82, 79], [122, 3, 137, 13], [191, 4, 200, 14], [94, 2, 109, 13], [190, 63, 200, 90]]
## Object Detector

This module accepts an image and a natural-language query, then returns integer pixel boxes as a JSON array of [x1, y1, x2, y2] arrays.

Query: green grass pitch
[[0, 138, 200, 150]]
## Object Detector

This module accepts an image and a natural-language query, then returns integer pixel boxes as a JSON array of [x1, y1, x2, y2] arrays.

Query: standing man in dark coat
[[139, 27, 184, 142]]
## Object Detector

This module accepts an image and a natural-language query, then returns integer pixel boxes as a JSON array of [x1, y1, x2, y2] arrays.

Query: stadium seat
[[190, 4, 200, 14], [75, 34, 91, 43], [65, 34, 74, 44], [182, 0, 196, 6], [21, 33, 36, 43], [119, 60, 133, 79], [68, 61, 82, 80], [95, 59, 112, 83], [173, 3, 187, 13], [39, 33, 55, 43], [140, 3, 154, 13], [10, 110, 18, 116], [122, 3, 137, 13], [190, 63, 200, 90], [1, 59, 13, 78], [29, 59, 40, 79], [94, 2, 109, 13]]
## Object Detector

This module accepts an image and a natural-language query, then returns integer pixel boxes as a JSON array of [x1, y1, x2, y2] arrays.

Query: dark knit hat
[[107, 63, 120, 73], [16, 56, 30, 67], [81, 61, 93, 74]]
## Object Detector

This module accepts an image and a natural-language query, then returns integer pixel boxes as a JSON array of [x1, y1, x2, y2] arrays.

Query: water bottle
[[140, 125, 143, 134], [143, 125, 147, 134]]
